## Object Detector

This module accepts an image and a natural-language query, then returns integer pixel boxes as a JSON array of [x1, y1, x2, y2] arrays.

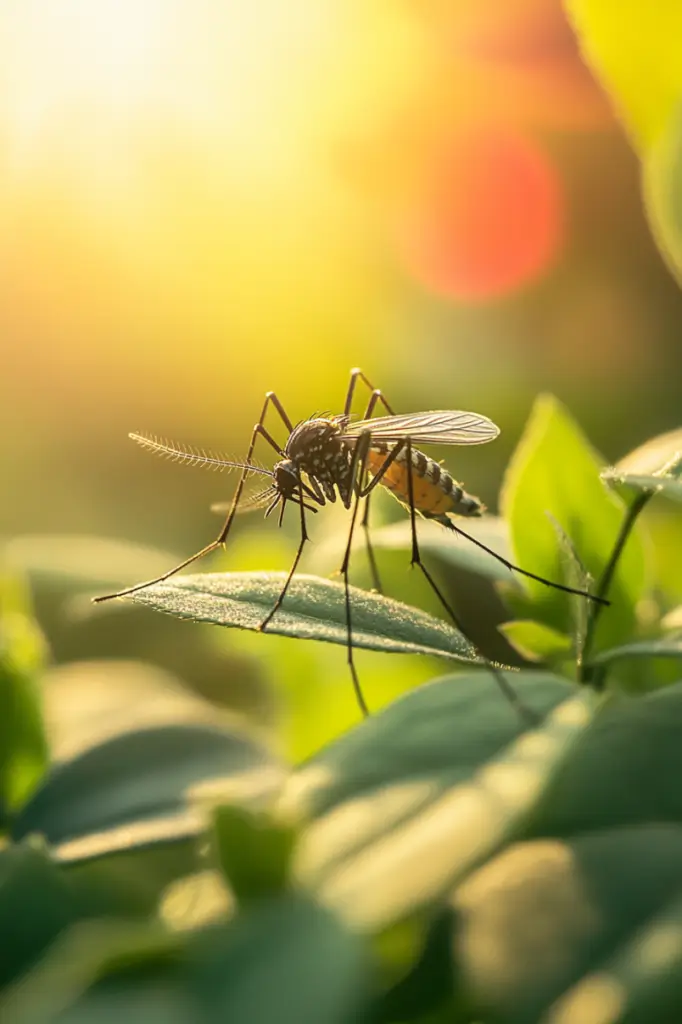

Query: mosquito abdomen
[[366, 447, 484, 519]]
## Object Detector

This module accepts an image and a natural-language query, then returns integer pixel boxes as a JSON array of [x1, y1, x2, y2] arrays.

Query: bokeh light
[[395, 124, 563, 299]]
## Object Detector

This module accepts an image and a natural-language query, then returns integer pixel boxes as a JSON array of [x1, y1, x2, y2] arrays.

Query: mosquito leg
[[343, 368, 363, 417], [449, 524, 609, 607], [361, 493, 383, 594], [343, 373, 395, 593], [344, 368, 397, 419], [260, 480, 309, 630], [340, 432, 372, 716], [93, 391, 293, 602], [403, 439, 538, 727]]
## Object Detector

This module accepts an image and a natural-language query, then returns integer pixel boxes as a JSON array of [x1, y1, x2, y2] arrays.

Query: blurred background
[[3, 0, 682, 757]]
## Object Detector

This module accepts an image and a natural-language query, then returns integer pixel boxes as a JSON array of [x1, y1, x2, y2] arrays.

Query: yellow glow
[[3, 1, 167, 154], [0, 1, 427, 427], [1, 1, 404, 175]]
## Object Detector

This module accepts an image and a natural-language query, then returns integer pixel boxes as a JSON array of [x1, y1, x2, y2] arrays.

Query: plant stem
[[580, 491, 652, 685]]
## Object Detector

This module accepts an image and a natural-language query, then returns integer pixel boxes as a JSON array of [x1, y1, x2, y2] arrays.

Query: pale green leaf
[[499, 621, 572, 663], [124, 571, 482, 665]]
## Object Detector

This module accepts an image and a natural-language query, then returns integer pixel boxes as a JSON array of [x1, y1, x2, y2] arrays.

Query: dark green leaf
[[453, 826, 682, 1024], [498, 621, 572, 663], [591, 637, 682, 667], [12, 722, 283, 852], [378, 910, 456, 1023], [0, 920, 187, 1024], [3, 899, 369, 1024], [551, 886, 682, 1024], [500, 395, 648, 651], [0, 839, 76, 988], [526, 681, 682, 838], [63, 836, 203, 920], [283, 672, 592, 930], [213, 804, 297, 906], [0, 576, 49, 821], [125, 572, 482, 665], [368, 517, 517, 583], [190, 897, 368, 1024]]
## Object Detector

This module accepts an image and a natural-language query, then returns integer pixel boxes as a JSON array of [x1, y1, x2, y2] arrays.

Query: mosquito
[[94, 369, 608, 721]]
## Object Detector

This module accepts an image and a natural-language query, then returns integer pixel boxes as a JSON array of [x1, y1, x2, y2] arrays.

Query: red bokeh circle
[[395, 124, 564, 300]]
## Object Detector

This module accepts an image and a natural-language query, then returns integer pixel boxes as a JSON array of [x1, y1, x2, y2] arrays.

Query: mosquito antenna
[[129, 433, 274, 476], [450, 523, 610, 606]]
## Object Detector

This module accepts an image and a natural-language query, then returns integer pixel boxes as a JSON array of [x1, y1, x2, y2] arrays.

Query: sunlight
[[2, 1, 168, 152], [1, 1, 418, 176], [0, 0, 426, 401]]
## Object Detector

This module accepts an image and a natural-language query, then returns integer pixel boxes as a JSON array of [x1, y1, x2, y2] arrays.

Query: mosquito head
[[266, 459, 322, 520], [272, 459, 301, 500]]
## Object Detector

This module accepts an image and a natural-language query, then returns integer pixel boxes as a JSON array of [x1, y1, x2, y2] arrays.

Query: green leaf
[[500, 394, 647, 651], [498, 621, 572, 663], [0, 839, 76, 988], [526, 681, 682, 838], [282, 672, 593, 930], [213, 804, 297, 907], [453, 825, 682, 1024], [0, 920, 188, 1024], [547, 512, 591, 665], [564, 4, 682, 277], [644, 97, 682, 284], [11, 722, 283, 852], [377, 909, 456, 1023], [591, 637, 682, 668], [614, 427, 682, 477], [3, 534, 181, 590], [602, 426, 682, 503], [367, 517, 517, 584], [564, 2, 682, 149], [189, 897, 368, 1024], [125, 571, 482, 665], [603, 474, 682, 504], [3, 899, 368, 1024], [63, 835, 203, 921], [0, 576, 49, 821], [551, 886, 682, 1024]]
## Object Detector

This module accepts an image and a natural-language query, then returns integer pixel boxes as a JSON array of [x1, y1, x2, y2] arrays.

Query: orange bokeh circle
[[395, 124, 564, 300]]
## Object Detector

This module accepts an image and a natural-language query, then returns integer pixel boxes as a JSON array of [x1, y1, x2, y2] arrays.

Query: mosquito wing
[[211, 487, 278, 516], [340, 411, 500, 446]]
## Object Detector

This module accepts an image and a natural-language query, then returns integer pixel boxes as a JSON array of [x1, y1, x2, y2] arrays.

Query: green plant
[[565, 1, 682, 284], [4, 395, 682, 1022]]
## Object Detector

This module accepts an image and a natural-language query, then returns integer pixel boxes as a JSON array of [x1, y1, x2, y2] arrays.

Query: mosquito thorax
[[284, 416, 353, 504]]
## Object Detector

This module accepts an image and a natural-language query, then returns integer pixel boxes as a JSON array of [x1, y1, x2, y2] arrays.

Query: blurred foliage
[[0, 577, 49, 824], [3, 400, 682, 1021]]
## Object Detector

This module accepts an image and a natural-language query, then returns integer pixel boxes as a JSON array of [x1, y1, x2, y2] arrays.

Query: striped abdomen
[[365, 444, 484, 519]]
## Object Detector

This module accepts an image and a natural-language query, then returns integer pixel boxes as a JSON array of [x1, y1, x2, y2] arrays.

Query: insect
[[94, 369, 607, 721]]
